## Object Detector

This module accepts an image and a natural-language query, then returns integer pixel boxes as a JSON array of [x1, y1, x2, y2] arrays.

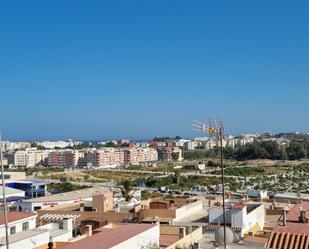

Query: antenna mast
[[192, 118, 227, 249], [0, 132, 9, 249]]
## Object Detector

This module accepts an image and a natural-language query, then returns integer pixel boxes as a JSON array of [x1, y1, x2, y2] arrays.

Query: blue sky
[[0, 1, 308, 141]]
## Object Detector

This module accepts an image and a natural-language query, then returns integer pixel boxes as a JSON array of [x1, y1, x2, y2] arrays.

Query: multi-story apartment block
[[84, 149, 97, 168], [25, 150, 36, 167], [157, 147, 172, 162], [123, 148, 158, 165], [9, 150, 27, 167], [83, 148, 157, 168], [47, 150, 75, 167], [74, 150, 85, 167]]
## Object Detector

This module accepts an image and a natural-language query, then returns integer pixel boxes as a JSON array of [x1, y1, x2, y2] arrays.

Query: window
[[10, 226, 16, 234], [22, 222, 29, 231]]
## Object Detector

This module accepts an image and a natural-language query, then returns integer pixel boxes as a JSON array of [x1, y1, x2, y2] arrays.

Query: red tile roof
[[0, 211, 36, 226], [266, 201, 309, 249], [274, 201, 309, 234], [233, 204, 245, 209], [61, 224, 158, 249]]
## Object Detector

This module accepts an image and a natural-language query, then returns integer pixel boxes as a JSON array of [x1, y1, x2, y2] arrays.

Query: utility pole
[[0, 132, 9, 249], [193, 119, 227, 249], [219, 127, 227, 249]]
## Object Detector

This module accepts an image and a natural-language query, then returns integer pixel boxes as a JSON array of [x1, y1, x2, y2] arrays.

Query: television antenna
[[192, 118, 227, 249]]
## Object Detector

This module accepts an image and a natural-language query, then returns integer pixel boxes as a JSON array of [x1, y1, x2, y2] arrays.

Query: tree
[[119, 179, 133, 201], [104, 141, 117, 147], [287, 141, 306, 160], [174, 170, 181, 185], [259, 141, 287, 160], [141, 190, 151, 200]]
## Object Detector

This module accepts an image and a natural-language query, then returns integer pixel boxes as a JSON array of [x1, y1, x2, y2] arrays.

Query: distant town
[[0, 132, 309, 248], [2, 131, 309, 169]]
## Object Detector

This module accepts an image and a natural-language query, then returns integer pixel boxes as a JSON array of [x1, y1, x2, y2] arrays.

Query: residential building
[[265, 201, 309, 249], [48, 150, 75, 167], [184, 141, 197, 150], [208, 202, 265, 237], [17, 187, 111, 212], [0, 212, 76, 249], [60, 223, 160, 249], [0, 212, 36, 238]]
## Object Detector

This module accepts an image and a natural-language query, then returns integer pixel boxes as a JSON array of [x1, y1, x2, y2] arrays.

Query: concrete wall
[[2, 171, 26, 180], [174, 201, 203, 221], [231, 204, 265, 236], [92, 192, 113, 212], [50, 231, 72, 242], [166, 227, 203, 249], [244, 204, 265, 234], [111, 224, 160, 249], [208, 207, 232, 224], [37, 209, 133, 224], [141, 209, 176, 219], [231, 207, 246, 234], [160, 225, 180, 235], [0, 230, 50, 249], [38, 223, 72, 243]]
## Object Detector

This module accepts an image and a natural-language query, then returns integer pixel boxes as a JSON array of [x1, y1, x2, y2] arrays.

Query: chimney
[[80, 203, 85, 212], [282, 209, 287, 226], [85, 225, 92, 236], [63, 218, 73, 231], [299, 208, 308, 223], [179, 227, 186, 239]]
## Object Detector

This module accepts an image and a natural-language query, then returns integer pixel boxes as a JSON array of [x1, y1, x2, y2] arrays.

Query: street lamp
[[192, 118, 227, 249]]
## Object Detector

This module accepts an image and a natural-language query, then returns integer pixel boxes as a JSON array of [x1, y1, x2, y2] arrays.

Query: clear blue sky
[[0, 1, 308, 141]]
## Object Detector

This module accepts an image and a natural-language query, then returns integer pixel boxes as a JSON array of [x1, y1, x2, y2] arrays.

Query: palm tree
[[119, 179, 133, 201]]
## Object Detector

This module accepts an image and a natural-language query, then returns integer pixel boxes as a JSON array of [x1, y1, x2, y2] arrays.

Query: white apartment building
[[184, 141, 198, 150], [7, 148, 46, 167], [0, 212, 37, 238], [0, 212, 76, 249], [173, 139, 191, 147], [12, 150, 26, 167], [208, 203, 265, 237]]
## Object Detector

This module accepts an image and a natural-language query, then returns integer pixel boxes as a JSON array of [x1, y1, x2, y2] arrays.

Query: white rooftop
[[22, 187, 110, 203], [274, 192, 309, 200], [0, 186, 25, 197]]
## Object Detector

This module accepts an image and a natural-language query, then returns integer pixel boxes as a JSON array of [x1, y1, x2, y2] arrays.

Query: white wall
[[111, 225, 160, 249], [231, 208, 245, 232], [244, 204, 265, 234], [208, 207, 232, 224], [17, 196, 94, 211], [174, 201, 203, 221], [50, 231, 72, 242], [0, 230, 50, 249], [231, 204, 265, 236], [0, 216, 36, 237]]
